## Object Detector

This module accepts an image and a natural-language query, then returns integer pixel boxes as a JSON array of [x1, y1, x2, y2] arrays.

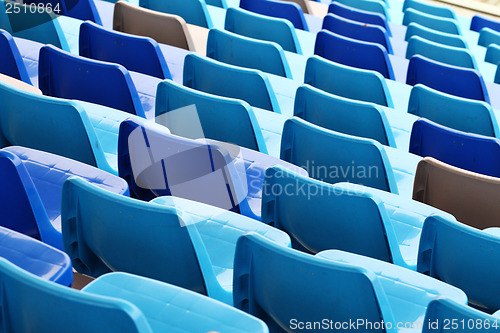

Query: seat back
[[403, 0, 456, 19], [233, 232, 392, 332], [239, 0, 308, 31], [24, 0, 101, 24], [418, 215, 500, 313], [410, 118, 500, 177], [328, 2, 391, 36], [280, 0, 311, 14], [0, 258, 152, 333], [38, 45, 145, 117], [486, 43, 500, 65], [155, 80, 265, 153], [470, 14, 500, 33], [206, 0, 227, 8], [183, 53, 280, 113], [413, 157, 500, 229], [315, 29, 395, 79], [403, 8, 461, 35], [138, 0, 212, 28], [79, 21, 171, 80], [333, 0, 389, 18], [406, 55, 489, 103], [294, 84, 395, 146], [323, 13, 392, 54], [408, 84, 498, 137], [207, 28, 292, 78], [405, 23, 467, 48], [478, 27, 500, 48], [406, 35, 476, 69], [280, 117, 397, 192], [305, 55, 393, 107], [225, 7, 302, 54], [0, 29, 31, 84]]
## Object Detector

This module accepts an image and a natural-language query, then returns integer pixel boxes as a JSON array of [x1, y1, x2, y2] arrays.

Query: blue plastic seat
[[0, 146, 128, 250], [408, 84, 498, 137], [322, 13, 393, 54], [183, 53, 280, 113], [24, 0, 101, 24], [233, 232, 467, 332], [418, 215, 500, 313], [328, 2, 391, 35], [138, 0, 213, 28], [333, 0, 390, 19], [478, 27, 500, 48], [225, 7, 302, 54], [0, 29, 31, 84], [38, 45, 146, 118], [79, 21, 171, 80], [240, 0, 309, 31], [486, 43, 500, 65], [403, 0, 456, 19], [406, 55, 490, 103], [410, 118, 500, 178], [294, 84, 396, 147], [0, 226, 73, 286], [304, 55, 394, 107], [61, 177, 291, 305], [206, 0, 228, 8], [405, 22, 467, 48], [403, 8, 461, 35], [471, 14, 500, 33], [315, 29, 395, 80]]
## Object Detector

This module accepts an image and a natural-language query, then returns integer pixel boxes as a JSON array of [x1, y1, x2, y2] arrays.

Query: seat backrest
[[138, 0, 212, 28], [280, 0, 311, 14], [417, 215, 500, 313], [0, 73, 40, 94], [405, 22, 467, 48], [408, 84, 498, 137], [470, 14, 500, 33], [205, 0, 227, 8], [233, 232, 393, 332], [403, 0, 456, 19], [0, 29, 31, 84], [305, 55, 393, 107], [225, 7, 302, 54], [333, 0, 389, 18], [239, 0, 308, 31], [322, 13, 392, 54], [207, 28, 292, 78], [486, 43, 500, 65], [0, 258, 152, 333], [478, 27, 500, 48], [406, 35, 476, 69], [79, 21, 171, 80], [406, 55, 490, 103], [280, 117, 398, 193], [315, 29, 395, 80], [155, 79, 265, 153], [328, 2, 391, 36], [183, 53, 280, 113], [410, 118, 500, 177], [294, 84, 395, 147], [402, 8, 461, 35], [38, 45, 145, 118], [113, 1, 195, 51], [24, 0, 101, 24], [413, 157, 500, 229]]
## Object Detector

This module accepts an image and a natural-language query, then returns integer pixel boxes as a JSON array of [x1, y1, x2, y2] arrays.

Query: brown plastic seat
[[0, 74, 42, 95], [413, 157, 500, 229]]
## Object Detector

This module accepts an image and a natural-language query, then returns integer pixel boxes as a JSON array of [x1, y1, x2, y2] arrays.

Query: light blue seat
[[240, 0, 309, 31], [0, 29, 31, 84], [486, 43, 500, 65], [294, 84, 397, 147], [403, 8, 461, 35], [61, 177, 291, 305], [207, 28, 292, 79], [405, 22, 467, 48], [183, 53, 281, 113], [403, 0, 456, 19], [138, 0, 213, 28], [79, 21, 171, 80], [280, 117, 420, 196], [305, 55, 394, 108], [233, 232, 467, 332], [0, 226, 73, 286], [333, 0, 390, 19], [0, 146, 128, 250], [478, 27, 500, 47], [315, 29, 395, 80], [206, 0, 228, 8], [225, 7, 302, 54], [470, 14, 500, 33], [406, 35, 477, 69], [418, 215, 500, 313], [328, 1, 392, 35], [408, 84, 499, 137]]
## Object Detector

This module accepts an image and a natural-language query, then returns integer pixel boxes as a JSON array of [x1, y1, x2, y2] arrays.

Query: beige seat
[[281, 0, 312, 14], [113, 1, 207, 54], [0, 74, 42, 95], [307, 0, 328, 17], [413, 157, 500, 230]]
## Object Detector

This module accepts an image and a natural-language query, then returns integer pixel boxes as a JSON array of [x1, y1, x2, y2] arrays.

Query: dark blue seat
[[24, 0, 101, 24], [315, 29, 395, 80], [470, 14, 500, 33], [328, 1, 391, 36], [0, 29, 31, 84], [240, 0, 309, 31]]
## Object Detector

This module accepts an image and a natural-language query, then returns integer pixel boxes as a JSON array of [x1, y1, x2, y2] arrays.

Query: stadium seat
[[281, 0, 312, 14], [138, 0, 213, 28], [486, 43, 500, 65], [0, 73, 39, 94], [0, 29, 31, 84], [478, 27, 500, 48], [24, 0, 101, 24], [333, 0, 390, 19], [315, 29, 395, 80], [418, 215, 500, 313], [0, 146, 128, 250], [240, 0, 309, 31], [79, 21, 171, 80], [205, 0, 228, 8], [403, 8, 461, 35], [61, 177, 291, 305], [405, 22, 467, 48], [0, 226, 73, 286], [403, 0, 456, 19], [470, 14, 500, 33], [407, 84, 498, 137], [413, 157, 500, 229], [328, 2, 391, 36]]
